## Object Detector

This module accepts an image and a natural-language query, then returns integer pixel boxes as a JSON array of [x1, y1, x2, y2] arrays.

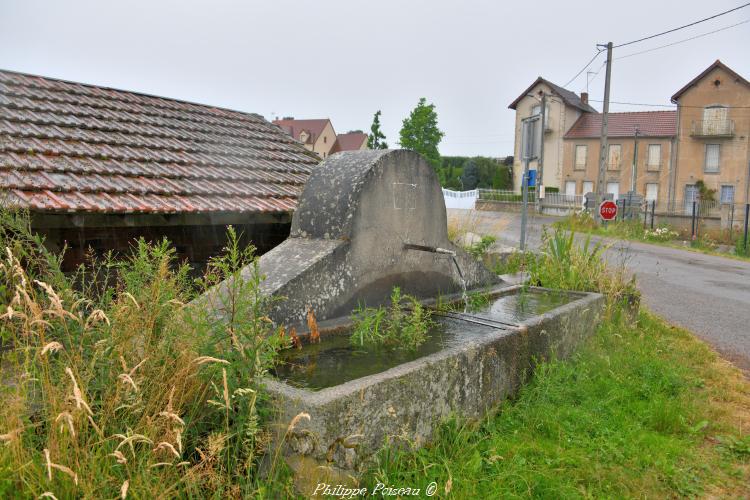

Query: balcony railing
[[690, 119, 735, 137]]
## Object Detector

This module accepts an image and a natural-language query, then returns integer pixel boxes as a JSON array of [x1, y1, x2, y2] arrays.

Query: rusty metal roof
[[564, 111, 677, 139], [0, 69, 319, 214]]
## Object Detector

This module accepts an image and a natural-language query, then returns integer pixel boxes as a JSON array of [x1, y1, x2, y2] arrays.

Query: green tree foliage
[[398, 98, 444, 169], [367, 110, 388, 149], [437, 156, 511, 190], [461, 159, 480, 190]]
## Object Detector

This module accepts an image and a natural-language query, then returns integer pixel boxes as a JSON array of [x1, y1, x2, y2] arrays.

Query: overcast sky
[[1, 0, 748, 157]]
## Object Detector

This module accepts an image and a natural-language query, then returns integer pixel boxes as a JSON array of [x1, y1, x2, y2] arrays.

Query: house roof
[[564, 111, 677, 139], [508, 77, 597, 113], [0, 69, 319, 214], [332, 131, 367, 152], [671, 59, 750, 103], [272, 118, 332, 144]]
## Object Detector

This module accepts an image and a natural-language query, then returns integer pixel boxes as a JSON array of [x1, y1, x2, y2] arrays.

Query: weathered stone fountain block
[[252, 149, 500, 326]]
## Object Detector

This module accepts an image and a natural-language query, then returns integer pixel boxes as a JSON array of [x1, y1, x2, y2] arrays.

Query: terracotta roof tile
[[564, 111, 677, 139], [0, 69, 318, 214]]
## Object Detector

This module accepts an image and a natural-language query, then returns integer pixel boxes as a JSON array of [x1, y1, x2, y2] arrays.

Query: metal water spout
[[402, 243, 456, 256]]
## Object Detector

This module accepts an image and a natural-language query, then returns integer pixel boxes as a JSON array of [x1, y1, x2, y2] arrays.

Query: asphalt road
[[448, 209, 750, 373]]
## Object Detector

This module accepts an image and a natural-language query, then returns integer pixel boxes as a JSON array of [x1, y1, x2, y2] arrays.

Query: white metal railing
[[543, 192, 586, 207]]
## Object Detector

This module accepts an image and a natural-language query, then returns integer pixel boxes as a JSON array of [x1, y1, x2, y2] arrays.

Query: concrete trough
[[265, 285, 605, 476]]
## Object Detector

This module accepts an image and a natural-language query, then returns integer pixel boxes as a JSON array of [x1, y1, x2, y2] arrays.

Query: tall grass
[[0, 210, 294, 498]]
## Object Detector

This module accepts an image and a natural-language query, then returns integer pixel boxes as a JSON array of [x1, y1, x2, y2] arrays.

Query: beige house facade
[[559, 60, 749, 210], [508, 78, 597, 192], [670, 60, 750, 208], [562, 111, 676, 202]]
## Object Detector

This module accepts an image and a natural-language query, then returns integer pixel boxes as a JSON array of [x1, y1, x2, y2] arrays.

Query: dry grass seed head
[[55, 412, 75, 437], [64, 367, 92, 416]]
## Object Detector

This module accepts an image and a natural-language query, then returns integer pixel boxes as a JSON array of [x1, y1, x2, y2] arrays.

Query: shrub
[[0, 213, 293, 498], [529, 227, 639, 308], [735, 236, 750, 257], [350, 287, 433, 350], [467, 235, 496, 258]]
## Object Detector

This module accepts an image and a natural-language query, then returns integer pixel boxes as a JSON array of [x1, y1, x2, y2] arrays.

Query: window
[[720, 185, 735, 204], [574, 145, 587, 170], [607, 144, 622, 170], [565, 181, 576, 196], [645, 183, 658, 201], [324, 136, 327, 144], [582, 181, 594, 194], [705, 144, 720, 172], [703, 105, 728, 122], [606, 182, 619, 200], [646, 144, 661, 170], [530, 103, 550, 127]]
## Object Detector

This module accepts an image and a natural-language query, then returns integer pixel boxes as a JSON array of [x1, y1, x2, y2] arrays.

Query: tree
[[367, 110, 388, 149], [398, 98, 444, 169], [461, 160, 480, 190]]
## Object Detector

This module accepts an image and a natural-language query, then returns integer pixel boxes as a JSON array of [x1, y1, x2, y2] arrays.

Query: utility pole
[[630, 126, 640, 192], [537, 93, 547, 205], [595, 42, 613, 203]]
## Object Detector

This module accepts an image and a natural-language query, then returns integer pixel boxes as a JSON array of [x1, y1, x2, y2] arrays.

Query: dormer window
[[299, 131, 309, 143]]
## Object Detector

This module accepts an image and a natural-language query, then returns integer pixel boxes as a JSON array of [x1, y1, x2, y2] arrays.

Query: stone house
[[272, 118, 338, 159], [562, 111, 676, 202], [670, 60, 750, 209], [558, 60, 750, 210], [508, 77, 597, 192], [0, 69, 319, 271]]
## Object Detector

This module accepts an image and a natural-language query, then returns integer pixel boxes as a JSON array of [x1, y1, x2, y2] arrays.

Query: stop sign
[[599, 200, 618, 221]]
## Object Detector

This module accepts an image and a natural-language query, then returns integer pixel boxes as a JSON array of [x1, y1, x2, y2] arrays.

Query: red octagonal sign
[[599, 200, 618, 221]]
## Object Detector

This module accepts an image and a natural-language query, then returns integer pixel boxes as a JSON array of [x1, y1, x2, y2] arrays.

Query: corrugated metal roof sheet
[[564, 111, 677, 139], [0, 69, 319, 214]]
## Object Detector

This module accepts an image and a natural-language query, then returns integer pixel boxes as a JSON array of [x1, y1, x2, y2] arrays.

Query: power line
[[613, 2, 750, 48], [588, 99, 750, 109], [562, 49, 605, 88], [616, 19, 750, 60]]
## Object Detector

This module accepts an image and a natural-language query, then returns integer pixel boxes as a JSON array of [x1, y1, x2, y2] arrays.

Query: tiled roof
[[0, 69, 319, 214], [332, 131, 367, 152], [564, 111, 677, 139], [508, 77, 598, 113], [272, 118, 332, 144]]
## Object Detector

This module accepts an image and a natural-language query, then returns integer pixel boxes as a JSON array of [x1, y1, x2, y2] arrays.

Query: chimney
[[580, 92, 589, 105]]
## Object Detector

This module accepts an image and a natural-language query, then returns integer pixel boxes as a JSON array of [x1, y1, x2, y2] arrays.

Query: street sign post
[[599, 200, 617, 221]]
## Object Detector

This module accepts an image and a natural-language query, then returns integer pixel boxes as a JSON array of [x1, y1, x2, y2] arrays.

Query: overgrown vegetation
[[350, 287, 433, 351], [362, 225, 748, 498], [0, 210, 296, 498], [466, 235, 496, 258], [364, 310, 750, 497]]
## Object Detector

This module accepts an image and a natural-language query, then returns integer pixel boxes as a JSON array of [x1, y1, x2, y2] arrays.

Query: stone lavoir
[[201, 149, 609, 487]]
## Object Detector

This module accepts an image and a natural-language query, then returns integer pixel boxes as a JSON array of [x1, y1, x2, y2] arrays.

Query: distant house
[[562, 111, 677, 201], [0, 69, 318, 270], [558, 59, 750, 208], [332, 130, 368, 153], [508, 77, 597, 192], [272, 118, 338, 159], [670, 60, 750, 209]]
